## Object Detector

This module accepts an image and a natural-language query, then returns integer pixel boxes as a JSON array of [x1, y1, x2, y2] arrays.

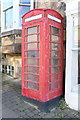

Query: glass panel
[[52, 43, 59, 50], [58, 74, 62, 80], [51, 59, 58, 66], [51, 73, 58, 81], [12, 71, 14, 75], [24, 43, 27, 50], [25, 51, 40, 58], [52, 27, 59, 34], [12, 66, 14, 70], [20, 0, 30, 4], [2, 65, 4, 68], [28, 59, 36, 65], [51, 35, 59, 42], [24, 74, 27, 80], [52, 67, 58, 73], [24, 67, 27, 72], [3, 0, 13, 9], [50, 77, 60, 90], [27, 82, 36, 90], [28, 67, 39, 74], [36, 51, 40, 57], [28, 27, 37, 34], [28, 43, 38, 50], [28, 74, 36, 81], [28, 35, 37, 42], [9, 66, 10, 69], [53, 82, 59, 89], [37, 59, 40, 66], [24, 52, 27, 57], [52, 51, 59, 57], [5, 8, 13, 29], [28, 67, 36, 73], [24, 36, 27, 42], [56, 82, 60, 88], [19, 6, 30, 26], [5, 65, 7, 73], [36, 67, 39, 74], [24, 81, 28, 88], [28, 51, 36, 57], [24, 28, 27, 35], [28, 74, 39, 82]]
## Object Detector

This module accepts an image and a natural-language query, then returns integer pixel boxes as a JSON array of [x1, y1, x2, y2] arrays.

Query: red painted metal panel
[[22, 9, 63, 102]]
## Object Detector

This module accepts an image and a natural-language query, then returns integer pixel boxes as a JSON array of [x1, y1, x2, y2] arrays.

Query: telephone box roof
[[22, 8, 63, 20]]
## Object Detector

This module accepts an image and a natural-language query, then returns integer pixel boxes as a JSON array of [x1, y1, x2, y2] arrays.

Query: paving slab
[[2, 105, 19, 118], [2, 73, 80, 118]]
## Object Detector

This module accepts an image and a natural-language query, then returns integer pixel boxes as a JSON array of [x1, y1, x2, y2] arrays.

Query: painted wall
[[64, 0, 80, 111]]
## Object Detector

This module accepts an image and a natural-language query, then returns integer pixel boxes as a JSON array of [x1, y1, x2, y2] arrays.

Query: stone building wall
[[2, 35, 21, 46], [35, 1, 66, 17], [2, 54, 22, 78], [1, 34, 22, 78], [1, 1, 66, 79]]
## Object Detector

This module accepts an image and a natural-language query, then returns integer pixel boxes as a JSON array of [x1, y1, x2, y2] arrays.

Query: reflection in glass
[[24, 81, 28, 88], [3, 0, 13, 9], [24, 66, 27, 72], [52, 51, 59, 57], [20, 0, 30, 4], [51, 35, 59, 42], [28, 74, 36, 81], [28, 59, 36, 65], [24, 43, 27, 50], [28, 43, 40, 50], [5, 8, 13, 29], [27, 82, 36, 89], [24, 36, 27, 42], [19, 6, 30, 26], [51, 59, 58, 66], [28, 43, 37, 50], [28, 67, 36, 73], [27, 82, 39, 90], [24, 74, 27, 80], [28, 35, 37, 42], [24, 51, 40, 58], [28, 51, 36, 57], [28, 27, 37, 34], [24, 52, 27, 57], [52, 43, 59, 50], [24, 28, 27, 35], [52, 27, 59, 34], [52, 67, 58, 73], [37, 59, 40, 66], [51, 73, 58, 81]]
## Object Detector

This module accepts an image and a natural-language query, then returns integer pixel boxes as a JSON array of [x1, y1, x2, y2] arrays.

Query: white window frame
[[1, 0, 13, 32], [1, 0, 34, 32], [19, 0, 34, 29], [3, 6, 13, 30]]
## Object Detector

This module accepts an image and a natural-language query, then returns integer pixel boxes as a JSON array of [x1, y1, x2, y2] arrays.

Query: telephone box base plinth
[[21, 95, 63, 113]]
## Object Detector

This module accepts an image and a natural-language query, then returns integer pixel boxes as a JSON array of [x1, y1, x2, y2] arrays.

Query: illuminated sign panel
[[48, 14, 61, 23], [25, 14, 42, 22]]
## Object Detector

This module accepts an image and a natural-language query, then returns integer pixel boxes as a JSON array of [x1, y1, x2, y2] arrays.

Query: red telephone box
[[22, 9, 63, 102]]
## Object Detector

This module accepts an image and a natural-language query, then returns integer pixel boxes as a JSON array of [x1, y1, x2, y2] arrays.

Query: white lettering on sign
[[25, 14, 42, 22], [48, 14, 61, 23]]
